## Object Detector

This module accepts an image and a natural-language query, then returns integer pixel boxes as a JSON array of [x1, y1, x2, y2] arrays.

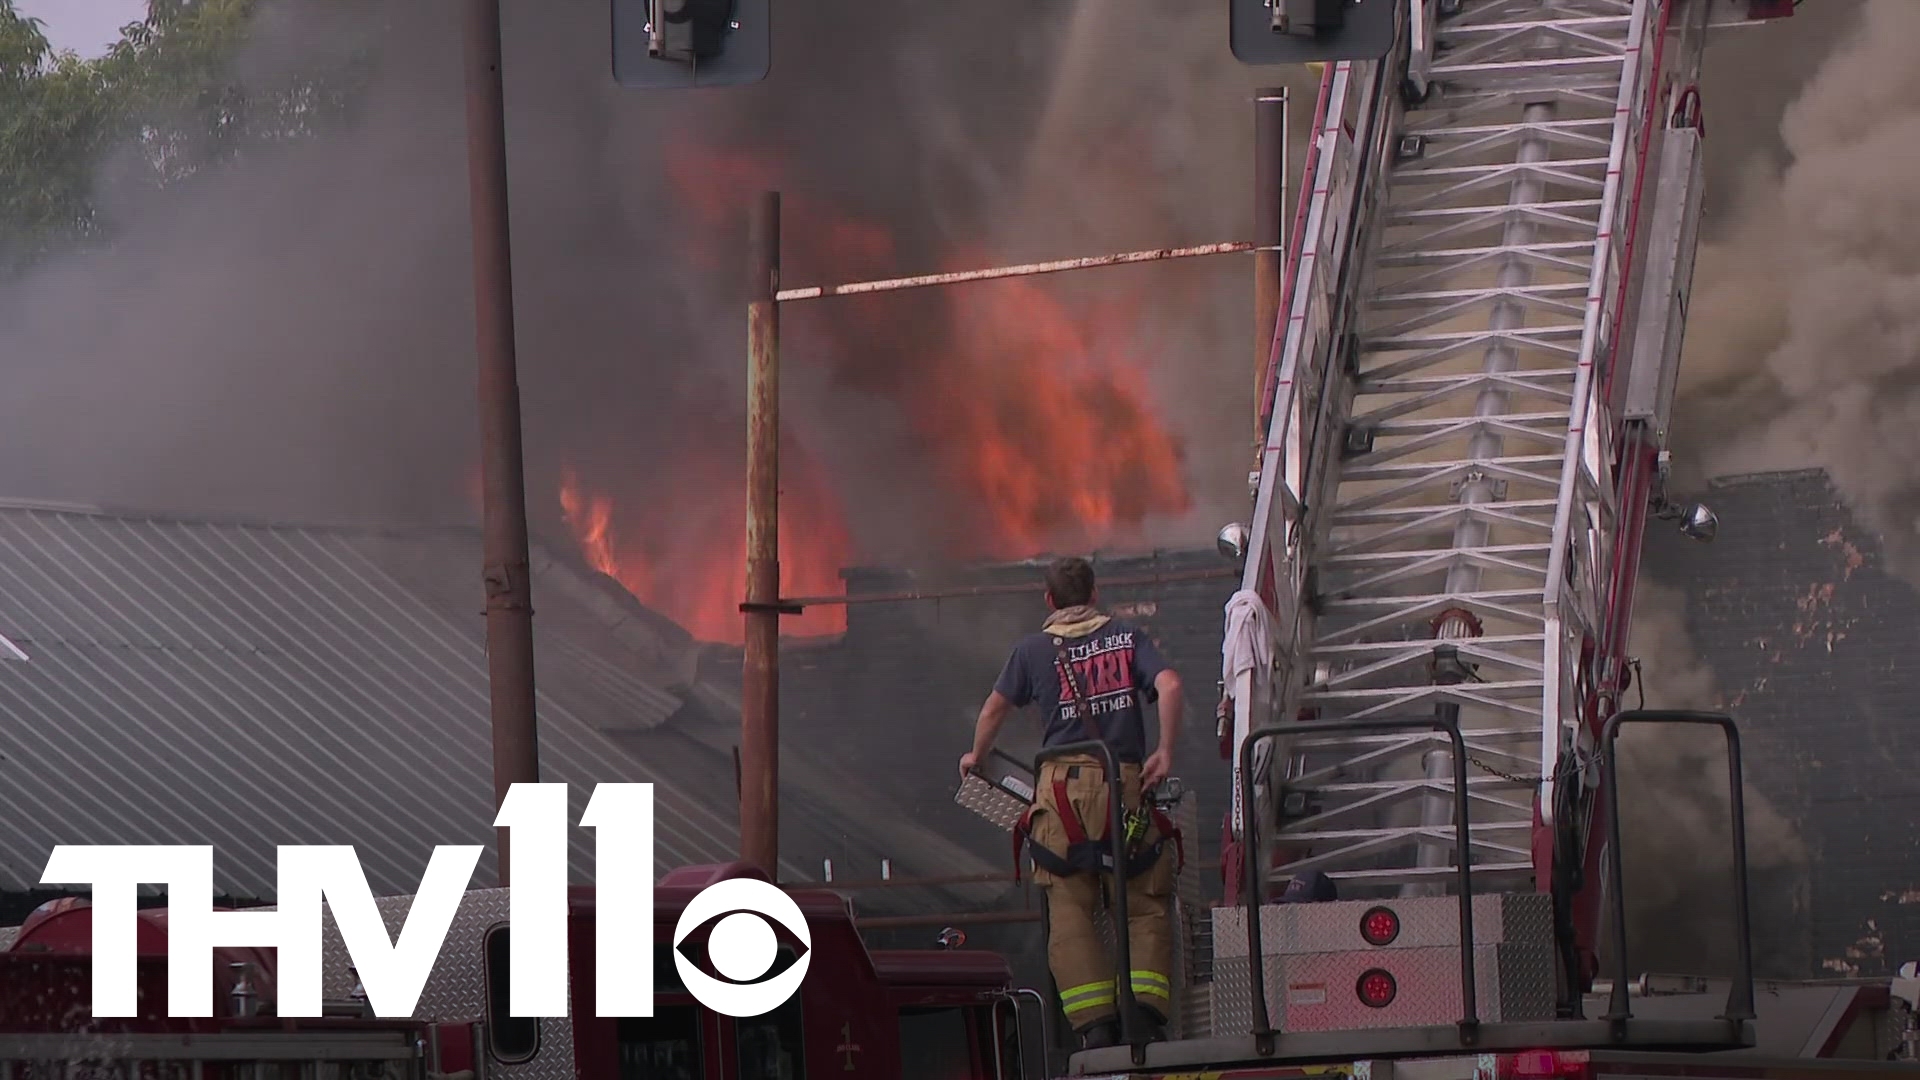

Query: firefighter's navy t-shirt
[[992, 618, 1170, 764]]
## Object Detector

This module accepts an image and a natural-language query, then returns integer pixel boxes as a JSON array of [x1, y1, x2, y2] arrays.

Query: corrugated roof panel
[[0, 506, 759, 898]]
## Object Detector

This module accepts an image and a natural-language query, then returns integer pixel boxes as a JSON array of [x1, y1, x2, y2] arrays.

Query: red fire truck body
[[0, 863, 1023, 1080]]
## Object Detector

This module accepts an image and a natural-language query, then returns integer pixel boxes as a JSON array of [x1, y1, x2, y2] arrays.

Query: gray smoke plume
[[1675, 0, 1920, 581], [1594, 0, 1914, 980], [0, 0, 1322, 574], [1617, 581, 1810, 979]]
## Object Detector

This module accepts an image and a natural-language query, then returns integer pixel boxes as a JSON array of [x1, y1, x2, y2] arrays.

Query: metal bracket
[[1450, 473, 1508, 501], [739, 600, 805, 615], [1340, 330, 1363, 375]]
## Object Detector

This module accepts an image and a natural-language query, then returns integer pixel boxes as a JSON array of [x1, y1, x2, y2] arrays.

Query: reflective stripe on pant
[[1058, 979, 1115, 1021], [1031, 756, 1176, 1029], [1129, 968, 1172, 1015]]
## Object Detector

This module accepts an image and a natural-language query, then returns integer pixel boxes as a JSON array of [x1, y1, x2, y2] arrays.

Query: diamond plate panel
[[956, 774, 1028, 831], [1210, 943, 1548, 1032], [1209, 953, 1281, 1034], [1498, 892, 1555, 944], [308, 888, 575, 1080], [1211, 904, 1288, 960], [1495, 940, 1557, 1022], [1207, 891, 1557, 1036]]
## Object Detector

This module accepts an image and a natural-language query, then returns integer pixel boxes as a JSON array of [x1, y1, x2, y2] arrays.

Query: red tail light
[[1356, 968, 1396, 1008], [1499, 1050, 1592, 1080], [1360, 905, 1400, 946]]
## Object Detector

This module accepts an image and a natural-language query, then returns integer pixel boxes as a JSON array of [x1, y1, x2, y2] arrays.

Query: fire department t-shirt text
[[992, 621, 1170, 764]]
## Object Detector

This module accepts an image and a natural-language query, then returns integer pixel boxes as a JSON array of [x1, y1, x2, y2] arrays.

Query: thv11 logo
[[37, 783, 810, 1020]]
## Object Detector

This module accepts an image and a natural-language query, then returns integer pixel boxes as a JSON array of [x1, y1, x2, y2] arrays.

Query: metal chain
[[1466, 753, 1544, 785]]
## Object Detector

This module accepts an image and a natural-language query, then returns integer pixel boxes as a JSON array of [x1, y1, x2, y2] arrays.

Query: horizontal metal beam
[[781, 566, 1236, 609], [775, 241, 1258, 301]]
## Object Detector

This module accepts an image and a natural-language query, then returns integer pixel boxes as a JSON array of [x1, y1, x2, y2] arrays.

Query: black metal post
[[1600, 710, 1756, 1035], [462, 0, 539, 888]]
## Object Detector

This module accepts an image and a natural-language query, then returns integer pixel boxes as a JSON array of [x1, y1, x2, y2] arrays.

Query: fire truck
[[4, 0, 1918, 1079]]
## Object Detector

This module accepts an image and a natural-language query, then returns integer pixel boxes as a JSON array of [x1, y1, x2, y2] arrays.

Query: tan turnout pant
[[1025, 755, 1174, 1029]]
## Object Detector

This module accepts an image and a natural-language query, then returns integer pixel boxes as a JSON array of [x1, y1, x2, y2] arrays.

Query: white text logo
[[36, 783, 810, 1020]]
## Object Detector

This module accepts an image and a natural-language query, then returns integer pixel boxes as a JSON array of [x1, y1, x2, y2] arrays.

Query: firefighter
[[959, 556, 1184, 1049]]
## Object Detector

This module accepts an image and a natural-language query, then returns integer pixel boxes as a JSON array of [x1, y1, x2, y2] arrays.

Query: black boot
[[1076, 1017, 1121, 1050], [1134, 1003, 1169, 1043]]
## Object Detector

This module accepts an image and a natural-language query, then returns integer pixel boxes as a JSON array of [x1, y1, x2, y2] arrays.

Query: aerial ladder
[[1152, 0, 1787, 1066]]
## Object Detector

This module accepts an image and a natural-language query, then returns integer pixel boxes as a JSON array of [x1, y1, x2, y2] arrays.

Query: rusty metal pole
[[463, 0, 539, 888], [1254, 87, 1288, 442], [741, 192, 782, 880]]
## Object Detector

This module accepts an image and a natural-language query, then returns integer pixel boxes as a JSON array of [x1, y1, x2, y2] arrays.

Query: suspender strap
[[1052, 775, 1090, 845]]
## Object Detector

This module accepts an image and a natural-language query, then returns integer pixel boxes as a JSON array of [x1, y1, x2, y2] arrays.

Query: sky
[[13, 0, 146, 57]]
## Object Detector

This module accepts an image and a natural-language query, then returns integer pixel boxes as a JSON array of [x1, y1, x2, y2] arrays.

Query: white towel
[[1223, 589, 1275, 688]]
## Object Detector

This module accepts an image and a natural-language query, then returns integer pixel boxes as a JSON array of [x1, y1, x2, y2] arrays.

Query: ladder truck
[[1066, 0, 1914, 1075]]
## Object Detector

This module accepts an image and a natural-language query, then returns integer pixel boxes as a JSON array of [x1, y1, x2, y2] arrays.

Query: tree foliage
[[0, 0, 380, 267]]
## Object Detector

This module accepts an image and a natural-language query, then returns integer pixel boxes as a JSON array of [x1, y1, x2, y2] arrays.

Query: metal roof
[[0, 501, 792, 899]]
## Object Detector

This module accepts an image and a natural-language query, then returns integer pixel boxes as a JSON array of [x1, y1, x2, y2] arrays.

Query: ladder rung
[[1340, 454, 1566, 482], [1390, 158, 1609, 184], [1316, 589, 1546, 617], [1387, 198, 1603, 224], [1362, 324, 1586, 351], [1306, 775, 1540, 795], [1436, 15, 1631, 40], [1278, 822, 1533, 844], [1301, 862, 1536, 886], [1354, 369, 1577, 395], [1375, 240, 1597, 268], [1307, 634, 1547, 656], [1405, 119, 1614, 143], [1277, 727, 1548, 749], [1369, 283, 1588, 308], [1320, 543, 1553, 567], [1433, 56, 1627, 83], [1304, 680, 1546, 702], [1276, 833, 1534, 857], [1364, 412, 1571, 436]]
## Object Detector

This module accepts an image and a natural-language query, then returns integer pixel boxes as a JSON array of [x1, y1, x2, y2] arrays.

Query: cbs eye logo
[[673, 878, 812, 1017]]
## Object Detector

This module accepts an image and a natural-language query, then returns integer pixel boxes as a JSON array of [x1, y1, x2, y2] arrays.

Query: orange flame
[[548, 137, 1189, 642], [924, 263, 1190, 555], [557, 458, 851, 645]]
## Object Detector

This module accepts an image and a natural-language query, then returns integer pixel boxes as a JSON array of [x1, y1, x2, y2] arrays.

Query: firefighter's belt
[[1013, 765, 1184, 884]]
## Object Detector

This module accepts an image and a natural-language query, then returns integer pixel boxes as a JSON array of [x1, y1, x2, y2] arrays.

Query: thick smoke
[[1617, 582, 1809, 978], [1594, 0, 1920, 979], [0, 0, 1364, 625], [0, 0, 1279, 560], [1675, 0, 1920, 581]]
